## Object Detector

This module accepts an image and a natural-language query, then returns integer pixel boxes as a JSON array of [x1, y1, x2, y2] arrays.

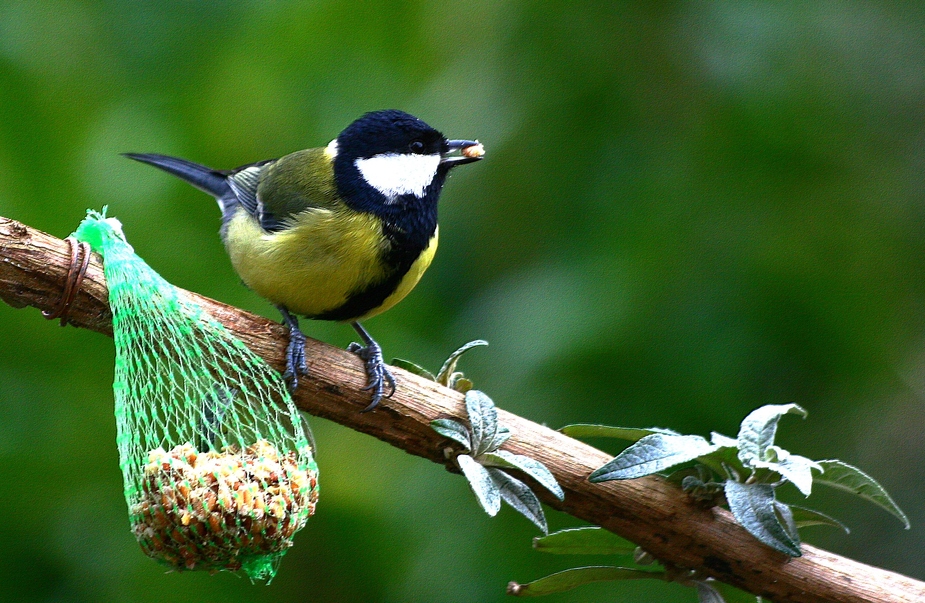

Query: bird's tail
[[123, 153, 238, 219]]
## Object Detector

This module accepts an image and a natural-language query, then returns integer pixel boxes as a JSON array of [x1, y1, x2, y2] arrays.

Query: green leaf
[[789, 505, 850, 534], [560, 424, 680, 441], [589, 434, 717, 481], [457, 453, 500, 515], [725, 480, 802, 557], [436, 339, 488, 386], [479, 452, 516, 469], [431, 418, 471, 451], [449, 376, 473, 393], [465, 390, 498, 457], [484, 450, 564, 500], [507, 566, 663, 597], [391, 358, 436, 381], [698, 443, 746, 477], [693, 580, 726, 603], [814, 460, 910, 529], [533, 527, 636, 556], [736, 404, 806, 465], [488, 467, 548, 533]]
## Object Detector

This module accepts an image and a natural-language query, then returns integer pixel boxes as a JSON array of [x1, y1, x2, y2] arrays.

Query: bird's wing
[[226, 159, 276, 219], [251, 148, 342, 233]]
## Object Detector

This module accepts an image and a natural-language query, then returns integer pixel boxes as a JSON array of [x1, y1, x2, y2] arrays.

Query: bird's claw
[[279, 307, 309, 391], [348, 339, 396, 412]]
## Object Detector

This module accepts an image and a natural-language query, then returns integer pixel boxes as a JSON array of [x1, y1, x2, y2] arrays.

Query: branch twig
[[1, 215, 922, 603]]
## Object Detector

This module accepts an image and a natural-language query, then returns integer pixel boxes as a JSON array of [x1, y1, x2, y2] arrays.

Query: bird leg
[[278, 306, 309, 391], [347, 322, 396, 412]]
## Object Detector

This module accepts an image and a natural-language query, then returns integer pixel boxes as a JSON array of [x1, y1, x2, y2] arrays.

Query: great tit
[[125, 110, 483, 411]]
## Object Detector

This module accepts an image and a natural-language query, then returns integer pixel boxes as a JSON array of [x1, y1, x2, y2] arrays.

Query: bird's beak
[[441, 139, 485, 167]]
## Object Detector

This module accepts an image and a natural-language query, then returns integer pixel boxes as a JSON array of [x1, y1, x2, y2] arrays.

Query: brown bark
[[1, 215, 922, 603]]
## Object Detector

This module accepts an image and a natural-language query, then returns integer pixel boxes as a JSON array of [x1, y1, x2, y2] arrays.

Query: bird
[[125, 109, 483, 411]]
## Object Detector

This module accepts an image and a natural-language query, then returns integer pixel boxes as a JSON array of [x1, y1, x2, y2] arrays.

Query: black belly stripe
[[310, 224, 427, 322], [316, 172, 443, 322]]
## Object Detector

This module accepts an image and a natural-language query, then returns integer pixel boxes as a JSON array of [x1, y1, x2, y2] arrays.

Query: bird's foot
[[348, 322, 396, 412], [278, 306, 309, 391]]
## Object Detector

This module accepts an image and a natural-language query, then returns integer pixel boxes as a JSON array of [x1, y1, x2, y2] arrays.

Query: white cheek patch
[[355, 153, 441, 201]]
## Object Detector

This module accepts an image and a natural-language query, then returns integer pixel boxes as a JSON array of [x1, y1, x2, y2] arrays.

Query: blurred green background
[[1, 2, 924, 601]]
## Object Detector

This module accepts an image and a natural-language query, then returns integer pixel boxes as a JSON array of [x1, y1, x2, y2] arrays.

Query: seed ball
[[130, 440, 318, 574]]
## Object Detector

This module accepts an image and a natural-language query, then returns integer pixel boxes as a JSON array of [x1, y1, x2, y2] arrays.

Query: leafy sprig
[[433, 390, 564, 533], [393, 339, 488, 393], [399, 341, 564, 532], [565, 404, 908, 557]]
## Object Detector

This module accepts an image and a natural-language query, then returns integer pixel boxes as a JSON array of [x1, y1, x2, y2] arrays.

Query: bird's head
[[330, 110, 482, 213]]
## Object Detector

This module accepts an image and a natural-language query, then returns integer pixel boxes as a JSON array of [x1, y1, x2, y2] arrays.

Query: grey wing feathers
[[227, 159, 289, 231], [227, 165, 263, 216]]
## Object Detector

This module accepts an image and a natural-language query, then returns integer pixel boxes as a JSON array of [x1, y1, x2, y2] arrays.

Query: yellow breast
[[223, 207, 437, 321]]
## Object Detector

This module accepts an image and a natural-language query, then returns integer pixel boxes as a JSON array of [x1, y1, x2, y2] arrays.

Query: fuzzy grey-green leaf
[[814, 460, 910, 528], [457, 453, 500, 515], [736, 404, 806, 465], [752, 452, 819, 497], [488, 468, 548, 533], [437, 339, 488, 385], [725, 480, 801, 557], [710, 432, 739, 448], [590, 434, 717, 481], [465, 390, 498, 456], [778, 454, 822, 496], [533, 527, 636, 555], [431, 418, 471, 451], [487, 426, 511, 452], [489, 450, 564, 500], [774, 500, 800, 545], [391, 358, 436, 381]]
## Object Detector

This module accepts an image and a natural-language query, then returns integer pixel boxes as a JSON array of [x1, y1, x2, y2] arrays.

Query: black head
[[336, 109, 447, 160], [331, 110, 482, 226]]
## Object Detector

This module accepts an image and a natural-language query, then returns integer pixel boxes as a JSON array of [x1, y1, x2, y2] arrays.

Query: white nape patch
[[355, 153, 441, 201], [325, 139, 339, 159]]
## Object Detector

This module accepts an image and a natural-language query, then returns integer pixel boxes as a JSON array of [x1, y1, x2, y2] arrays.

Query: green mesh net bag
[[73, 210, 318, 581]]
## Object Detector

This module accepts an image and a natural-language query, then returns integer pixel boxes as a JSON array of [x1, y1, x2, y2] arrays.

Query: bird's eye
[[409, 140, 425, 154]]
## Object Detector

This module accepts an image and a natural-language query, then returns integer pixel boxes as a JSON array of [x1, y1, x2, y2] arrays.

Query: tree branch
[[1, 214, 922, 603]]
